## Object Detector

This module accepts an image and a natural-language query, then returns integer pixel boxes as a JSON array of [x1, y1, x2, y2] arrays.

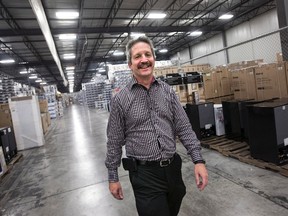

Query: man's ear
[[128, 62, 132, 69]]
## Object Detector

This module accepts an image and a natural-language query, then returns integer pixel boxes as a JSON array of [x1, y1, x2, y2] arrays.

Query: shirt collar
[[128, 76, 159, 90]]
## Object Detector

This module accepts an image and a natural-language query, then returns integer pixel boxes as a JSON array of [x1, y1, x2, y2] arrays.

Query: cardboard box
[[39, 100, 48, 113], [255, 63, 288, 100], [46, 112, 51, 126], [276, 52, 283, 62], [41, 113, 48, 134], [231, 67, 257, 100], [203, 72, 219, 99], [0, 110, 13, 128]]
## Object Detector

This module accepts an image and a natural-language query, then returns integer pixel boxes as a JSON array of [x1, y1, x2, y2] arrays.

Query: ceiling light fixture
[[59, 34, 77, 40], [190, 31, 202, 36], [0, 59, 15, 64], [56, 11, 79, 19], [159, 49, 168, 53], [219, 14, 234, 20], [19, 70, 28, 74], [130, 32, 146, 38], [147, 13, 166, 19], [29, 75, 38, 79], [66, 66, 75, 70], [63, 54, 75, 59], [113, 51, 125, 56]]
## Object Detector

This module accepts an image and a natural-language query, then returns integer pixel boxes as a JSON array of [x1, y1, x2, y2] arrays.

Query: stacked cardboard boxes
[[255, 63, 288, 100]]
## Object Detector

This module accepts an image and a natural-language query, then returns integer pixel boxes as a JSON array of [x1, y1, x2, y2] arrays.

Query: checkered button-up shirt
[[105, 76, 203, 182]]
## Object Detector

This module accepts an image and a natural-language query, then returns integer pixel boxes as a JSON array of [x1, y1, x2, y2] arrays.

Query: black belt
[[136, 154, 176, 167]]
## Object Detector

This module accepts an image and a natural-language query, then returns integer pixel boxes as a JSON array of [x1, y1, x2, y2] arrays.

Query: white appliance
[[9, 96, 45, 150], [214, 104, 225, 136]]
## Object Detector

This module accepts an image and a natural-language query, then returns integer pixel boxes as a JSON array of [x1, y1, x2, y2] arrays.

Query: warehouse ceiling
[[0, 0, 276, 93]]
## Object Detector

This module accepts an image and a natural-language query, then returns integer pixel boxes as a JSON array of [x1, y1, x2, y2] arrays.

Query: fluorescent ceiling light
[[19, 61, 28, 65], [113, 51, 125, 56], [67, 72, 74, 75], [63, 54, 75, 59], [19, 70, 28, 74], [40, 82, 47, 85], [190, 31, 202, 36], [159, 49, 168, 53], [219, 14, 234, 20], [0, 59, 15, 64], [66, 66, 75, 70], [29, 75, 38, 79], [130, 32, 146, 38], [35, 79, 42, 83], [56, 11, 79, 19], [59, 34, 77, 40], [147, 13, 166, 19]]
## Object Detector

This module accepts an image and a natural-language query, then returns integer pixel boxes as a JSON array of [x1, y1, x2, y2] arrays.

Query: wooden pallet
[[201, 136, 288, 177], [0, 153, 23, 180]]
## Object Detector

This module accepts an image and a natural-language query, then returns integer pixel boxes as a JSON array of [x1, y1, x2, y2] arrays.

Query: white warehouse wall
[[171, 8, 281, 67], [191, 33, 226, 66]]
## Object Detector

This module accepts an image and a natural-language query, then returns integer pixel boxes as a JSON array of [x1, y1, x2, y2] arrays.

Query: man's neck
[[135, 76, 154, 89]]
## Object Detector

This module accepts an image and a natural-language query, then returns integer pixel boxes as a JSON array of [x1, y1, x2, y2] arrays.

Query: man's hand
[[194, 163, 208, 191], [109, 181, 124, 200]]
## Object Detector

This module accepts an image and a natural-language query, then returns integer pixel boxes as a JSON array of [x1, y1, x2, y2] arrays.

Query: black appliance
[[222, 100, 252, 141], [247, 100, 288, 165], [185, 102, 215, 140], [0, 127, 17, 163], [0, 127, 11, 163], [183, 72, 202, 84], [240, 98, 276, 143], [164, 73, 183, 85]]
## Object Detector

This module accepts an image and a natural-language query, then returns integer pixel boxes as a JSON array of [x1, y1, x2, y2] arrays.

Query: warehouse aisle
[[0, 104, 288, 216]]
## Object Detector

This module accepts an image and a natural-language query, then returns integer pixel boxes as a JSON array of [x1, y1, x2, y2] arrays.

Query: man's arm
[[105, 96, 125, 183]]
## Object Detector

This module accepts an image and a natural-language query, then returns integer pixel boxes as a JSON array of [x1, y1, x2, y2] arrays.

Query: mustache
[[137, 61, 152, 69]]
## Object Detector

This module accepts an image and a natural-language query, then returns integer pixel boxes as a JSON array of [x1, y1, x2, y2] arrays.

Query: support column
[[276, 0, 288, 61]]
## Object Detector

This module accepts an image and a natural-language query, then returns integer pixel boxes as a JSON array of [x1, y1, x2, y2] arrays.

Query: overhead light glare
[[59, 34, 77, 40], [219, 14, 234, 20], [130, 32, 146, 38], [63, 54, 75, 59], [40, 82, 47, 85], [29, 75, 38, 79], [19, 70, 28, 74], [35, 79, 42, 83], [159, 49, 168, 53], [190, 31, 202, 36], [113, 51, 125, 56], [0, 59, 15, 64], [147, 13, 166, 19], [66, 66, 75, 70], [56, 11, 79, 19]]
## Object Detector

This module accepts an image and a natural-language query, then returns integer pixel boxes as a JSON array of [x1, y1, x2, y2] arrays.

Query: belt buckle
[[160, 159, 170, 167]]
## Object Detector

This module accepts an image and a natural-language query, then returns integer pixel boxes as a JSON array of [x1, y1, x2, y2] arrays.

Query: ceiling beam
[[0, 26, 221, 37]]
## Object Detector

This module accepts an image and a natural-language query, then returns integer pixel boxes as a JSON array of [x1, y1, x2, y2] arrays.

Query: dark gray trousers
[[129, 154, 186, 216]]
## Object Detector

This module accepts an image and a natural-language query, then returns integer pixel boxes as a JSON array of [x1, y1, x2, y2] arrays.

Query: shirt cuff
[[191, 152, 204, 164], [108, 169, 119, 182]]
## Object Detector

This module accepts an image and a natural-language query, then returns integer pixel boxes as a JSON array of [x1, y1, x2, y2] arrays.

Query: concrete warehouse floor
[[0, 105, 288, 216]]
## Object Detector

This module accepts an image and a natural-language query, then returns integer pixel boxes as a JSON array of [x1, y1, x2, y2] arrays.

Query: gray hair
[[126, 36, 156, 64]]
